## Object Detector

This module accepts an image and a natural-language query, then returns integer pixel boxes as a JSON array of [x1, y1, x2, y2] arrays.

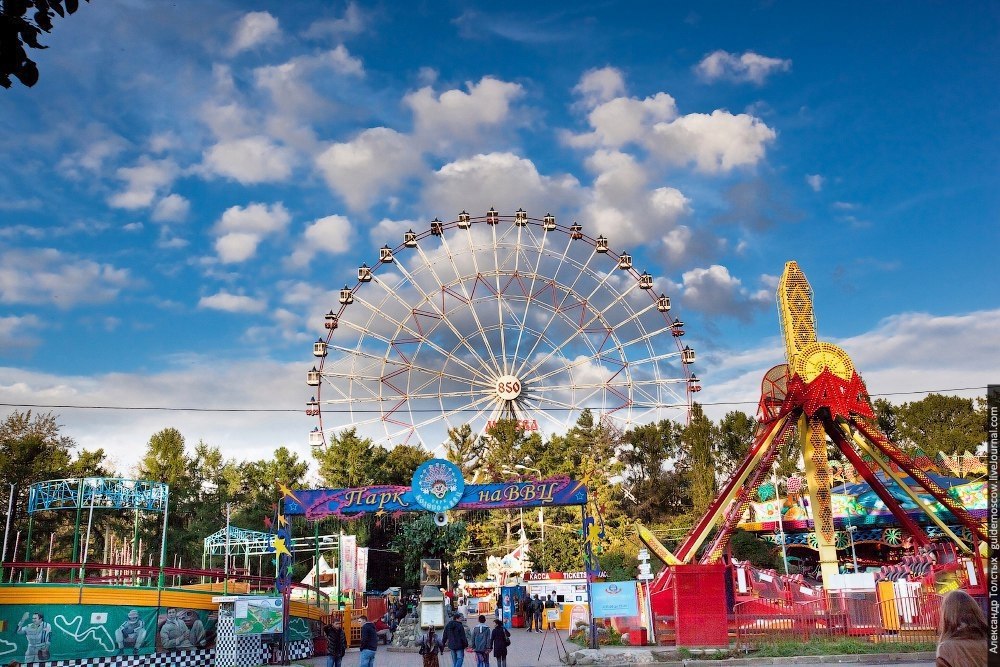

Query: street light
[[772, 472, 790, 575], [846, 525, 858, 573]]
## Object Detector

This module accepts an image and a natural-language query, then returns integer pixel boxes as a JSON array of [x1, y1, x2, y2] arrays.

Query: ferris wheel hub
[[495, 374, 523, 401]]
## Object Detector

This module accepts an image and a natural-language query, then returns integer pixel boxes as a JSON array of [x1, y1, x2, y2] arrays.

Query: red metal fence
[[734, 591, 941, 648]]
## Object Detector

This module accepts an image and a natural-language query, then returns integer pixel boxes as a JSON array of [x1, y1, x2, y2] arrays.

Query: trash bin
[[628, 628, 648, 645], [511, 613, 524, 628]]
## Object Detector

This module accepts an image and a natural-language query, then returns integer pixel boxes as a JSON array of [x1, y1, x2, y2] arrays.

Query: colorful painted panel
[[232, 598, 282, 636], [0, 604, 159, 661], [284, 477, 587, 518], [156, 607, 217, 650], [948, 481, 987, 511]]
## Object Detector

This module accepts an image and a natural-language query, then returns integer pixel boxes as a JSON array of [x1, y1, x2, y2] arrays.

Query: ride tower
[[644, 261, 986, 609]]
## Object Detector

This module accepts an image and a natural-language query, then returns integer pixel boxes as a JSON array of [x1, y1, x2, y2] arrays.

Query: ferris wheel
[[306, 208, 699, 451]]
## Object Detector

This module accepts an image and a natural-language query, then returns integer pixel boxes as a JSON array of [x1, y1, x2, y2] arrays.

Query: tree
[[445, 424, 484, 479], [0, 0, 90, 88], [872, 398, 898, 443], [895, 394, 985, 458], [313, 428, 379, 488], [683, 404, 717, 516], [390, 513, 467, 589], [714, 411, 756, 480]]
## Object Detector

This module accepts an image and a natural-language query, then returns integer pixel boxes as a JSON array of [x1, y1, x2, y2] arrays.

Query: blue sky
[[1, 1, 997, 474]]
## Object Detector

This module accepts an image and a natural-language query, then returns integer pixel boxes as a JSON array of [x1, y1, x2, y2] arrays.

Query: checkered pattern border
[[21, 648, 215, 667]]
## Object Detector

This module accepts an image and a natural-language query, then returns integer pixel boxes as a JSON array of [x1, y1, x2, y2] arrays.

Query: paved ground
[[286, 624, 935, 667]]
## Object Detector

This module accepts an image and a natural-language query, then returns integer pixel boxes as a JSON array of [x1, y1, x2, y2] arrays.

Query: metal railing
[[734, 591, 941, 648]]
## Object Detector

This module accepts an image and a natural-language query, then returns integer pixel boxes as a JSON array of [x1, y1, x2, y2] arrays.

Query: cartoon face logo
[[430, 480, 449, 499]]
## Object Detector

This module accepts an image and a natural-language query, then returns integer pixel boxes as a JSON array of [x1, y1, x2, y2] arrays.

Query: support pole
[[314, 520, 320, 606], [772, 472, 789, 575], [1, 483, 14, 583], [224, 502, 231, 595], [71, 479, 84, 583], [158, 485, 169, 588]]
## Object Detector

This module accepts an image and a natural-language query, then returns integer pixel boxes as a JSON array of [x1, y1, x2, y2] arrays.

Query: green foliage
[[312, 428, 429, 488], [729, 529, 777, 568], [895, 393, 985, 457], [684, 404, 717, 516], [751, 638, 935, 657], [598, 549, 637, 581], [390, 513, 467, 589]]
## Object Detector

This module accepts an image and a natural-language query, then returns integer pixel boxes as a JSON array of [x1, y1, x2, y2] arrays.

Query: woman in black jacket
[[489, 619, 510, 667]]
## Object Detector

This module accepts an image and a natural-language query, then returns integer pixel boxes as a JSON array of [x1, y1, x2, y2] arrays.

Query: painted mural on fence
[[0, 604, 217, 661], [284, 477, 588, 519], [155, 607, 217, 651], [0, 605, 158, 661]]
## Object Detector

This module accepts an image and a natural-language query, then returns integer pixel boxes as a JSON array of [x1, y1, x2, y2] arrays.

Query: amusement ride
[[307, 209, 697, 450]]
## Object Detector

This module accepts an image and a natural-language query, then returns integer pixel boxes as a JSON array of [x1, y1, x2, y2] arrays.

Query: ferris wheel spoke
[[326, 345, 494, 388], [513, 236, 595, 378], [401, 392, 497, 435], [515, 236, 597, 376], [444, 229, 502, 375], [376, 262, 498, 380], [519, 279, 645, 381], [511, 225, 548, 369], [490, 224, 509, 373], [347, 294, 493, 384]]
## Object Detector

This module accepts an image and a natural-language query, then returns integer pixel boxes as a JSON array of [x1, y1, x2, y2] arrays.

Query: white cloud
[[695, 50, 792, 84], [0, 314, 42, 349], [573, 66, 627, 107], [0, 361, 309, 474], [697, 309, 999, 422], [564, 70, 775, 173], [302, 2, 367, 39], [806, 174, 824, 192], [213, 202, 292, 263], [315, 127, 424, 210], [422, 152, 582, 219], [218, 202, 292, 234], [647, 110, 776, 173], [370, 218, 419, 243], [288, 215, 354, 266], [107, 158, 179, 209], [215, 233, 262, 263], [228, 11, 281, 56], [565, 93, 678, 149], [152, 194, 190, 222], [202, 136, 295, 184], [0, 249, 132, 308], [680, 264, 769, 321], [405, 76, 524, 151], [198, 291, 267, 313], [578, 150, 690, 248]]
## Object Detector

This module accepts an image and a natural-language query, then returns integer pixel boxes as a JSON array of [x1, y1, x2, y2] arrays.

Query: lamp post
[[772, 472, 790, 575], [512, 465, 545, 565], [846, 524, 858, 573], [637, 548, 654, 645]]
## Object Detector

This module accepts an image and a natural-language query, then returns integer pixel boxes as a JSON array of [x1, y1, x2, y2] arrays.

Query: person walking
[[358, 615, 378, 667], [489, 618, 510, 667], [442, 612, 468, 667], [324, 618, 348, 667], [471, 615, 491, 667], [418, 626, 444, 667], [531, 595, 543, 633], [936, 589, 987, 667], [521, 597, 533, 632]]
